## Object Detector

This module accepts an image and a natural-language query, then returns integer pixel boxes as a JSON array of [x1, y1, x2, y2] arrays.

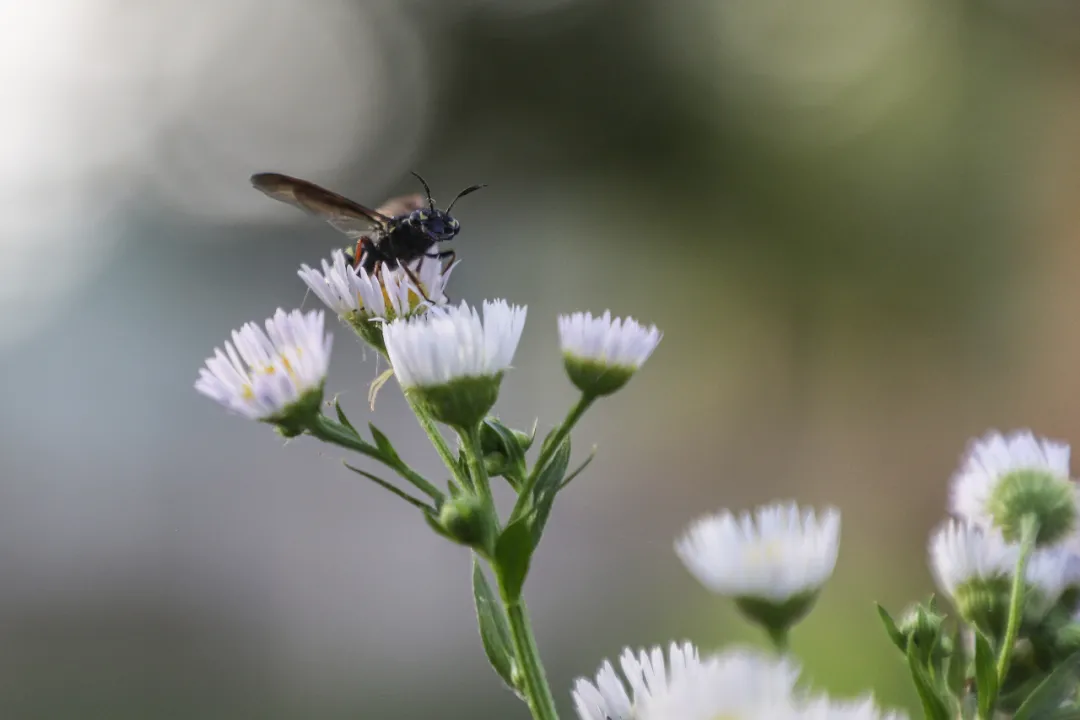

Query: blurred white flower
[[675, 503, 841, 603], [195, 308, 331, 421], [950, 429, 1078, 546], [796, 695, 909, 720], [298, 249, 453, 320], [558, 310, 661, 396], [635, 647, 803, 720], [929, 519, 1017, 600], [572, 642, 701, 720]]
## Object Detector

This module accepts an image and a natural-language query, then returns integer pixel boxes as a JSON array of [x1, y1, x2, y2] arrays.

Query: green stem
[[405, 393, 473, 491], [499, 583, 560, 720], [463, 425, 497, 521], [308, 414, 443, 503], [527, 393, 594, 487], [767, 626, 790, 655], [996, 515, 1039, 684]]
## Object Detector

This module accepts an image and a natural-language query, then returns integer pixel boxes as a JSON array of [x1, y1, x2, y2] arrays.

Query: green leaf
[[333, 396, 357, 434], [559, 445, 597, 490], [876, 604, 906, 651], [472, 558, 516, 692], [368, 423, 402, 465], [495, 518, 534, 602], [1013, 650, 1080, 720], [343, 462, 434, 512], [947, 623, 969, 700], [974, 630, 998, 719], [907, 636, 951, 720], [1046, 711, 1080, 720], [528, 435, 572, 544]]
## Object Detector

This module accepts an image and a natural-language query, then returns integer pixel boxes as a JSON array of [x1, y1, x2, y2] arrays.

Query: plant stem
[[463, 425, 497, 521], [307, 414, 443, 502], [405, 393, 473, 491], [767, 626, 790, 654], [499, 580, 560, 720], [996, 515, 1039, 684], [527, 393, 594, 486]]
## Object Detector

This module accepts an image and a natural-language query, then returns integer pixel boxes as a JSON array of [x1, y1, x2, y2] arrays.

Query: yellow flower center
[[746, 540, 784, 566]]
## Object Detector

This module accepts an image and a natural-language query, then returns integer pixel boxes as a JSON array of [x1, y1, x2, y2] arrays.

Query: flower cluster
[[193, 208, 1080, 720]]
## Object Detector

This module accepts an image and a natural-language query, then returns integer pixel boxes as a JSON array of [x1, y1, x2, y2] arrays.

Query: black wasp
[[251, 171, 485, 296]]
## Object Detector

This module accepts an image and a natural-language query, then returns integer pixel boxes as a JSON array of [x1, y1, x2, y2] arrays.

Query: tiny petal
[[195, 308, 331, 424]]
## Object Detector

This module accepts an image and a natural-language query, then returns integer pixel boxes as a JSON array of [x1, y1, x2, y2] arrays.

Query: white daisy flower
[[571, 642, 700, 720], [950, 429, 1078, 547], [195, 308, 332, 426], [298, 249, 454, 320], [929, 519, 1017, 600], [635, 647, 803, 720], [1025, 546, 1073, 611], [795, 695, 909, 720], [557, 310, 661, 396], [676, 503, 840, 634], [383, 299, 526, 427]]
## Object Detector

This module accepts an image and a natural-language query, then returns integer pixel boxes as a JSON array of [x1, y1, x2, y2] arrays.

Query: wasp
[[250, 171, 485, 296]]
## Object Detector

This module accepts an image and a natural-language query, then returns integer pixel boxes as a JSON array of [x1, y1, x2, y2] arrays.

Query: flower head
[[950, 430, 1078, 547], [298, 250, 454, 351], [572, 642, 701, 720], [558, 310, 661, 396], [195, 308, 331, 432], [635, 647, 803, 720], [930, 520, 1018, 632], [573, 644, 801, 720], [383, 299, 526, 428], [676, 503, 840, 635]]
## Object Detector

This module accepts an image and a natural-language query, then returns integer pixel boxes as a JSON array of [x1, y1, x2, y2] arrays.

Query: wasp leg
[[401, 262, 435, 305]]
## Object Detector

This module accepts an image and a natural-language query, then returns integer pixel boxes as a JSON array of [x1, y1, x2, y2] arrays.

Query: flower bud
[[437, 494, 496, 554]]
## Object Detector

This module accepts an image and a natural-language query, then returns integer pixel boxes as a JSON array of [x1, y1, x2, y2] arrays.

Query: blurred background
[[3, 0, 1080, 716]]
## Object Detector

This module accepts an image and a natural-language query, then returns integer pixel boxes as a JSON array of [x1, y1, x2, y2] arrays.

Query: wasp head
[[408, 208, 461, 242]]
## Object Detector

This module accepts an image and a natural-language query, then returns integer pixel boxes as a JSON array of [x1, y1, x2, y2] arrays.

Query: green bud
[[563, 355, 635, 397], [406, 375, 502, 430], [897, 603, 951, 663], [437, 494, 496, 554], [987, 469, 1077, 546]]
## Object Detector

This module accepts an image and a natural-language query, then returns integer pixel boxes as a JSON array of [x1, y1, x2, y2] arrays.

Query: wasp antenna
[[410, 172, 435, 210], [446, 183, 487, 212]]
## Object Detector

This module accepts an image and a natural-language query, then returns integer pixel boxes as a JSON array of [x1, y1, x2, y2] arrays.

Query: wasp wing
[[251, 172, 392, 240], [375, 193, 427, 218]]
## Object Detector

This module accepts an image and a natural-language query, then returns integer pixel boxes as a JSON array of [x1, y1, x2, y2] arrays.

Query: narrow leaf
[[472, 558, 517, 692], [368, 423, 402, 465], [495, 518, 534, 602], [907, 637, 951, 720], [333, 396, 357, 434], [527, 436, 572, 544], [974, 630, 998, 720], [343, 462, 434, 512], [1013, 650, 1080, 720], [876, 604, 906, 651], [559, 445, 597, 490]]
